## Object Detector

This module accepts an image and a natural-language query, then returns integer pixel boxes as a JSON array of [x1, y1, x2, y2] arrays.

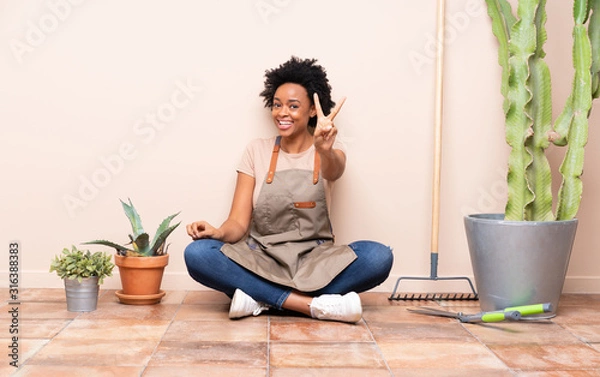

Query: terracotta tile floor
[[2, 289, 600, 376]]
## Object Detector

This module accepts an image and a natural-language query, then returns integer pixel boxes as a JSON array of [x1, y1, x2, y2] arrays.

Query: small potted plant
[[50, 245, 115, 312], [83, 198, 180, 305]]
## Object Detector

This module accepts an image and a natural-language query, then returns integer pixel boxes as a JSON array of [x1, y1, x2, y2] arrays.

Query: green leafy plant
[[50, 245, 115, 284], [83, 198, 181, 257], [486, 0, 600, 221]]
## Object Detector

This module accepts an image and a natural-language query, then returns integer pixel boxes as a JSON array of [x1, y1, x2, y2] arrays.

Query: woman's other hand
[[186, 221, 221, 240]]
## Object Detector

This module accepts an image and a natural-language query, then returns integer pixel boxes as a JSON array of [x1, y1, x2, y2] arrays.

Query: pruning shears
[[407, 303, 553, 323]]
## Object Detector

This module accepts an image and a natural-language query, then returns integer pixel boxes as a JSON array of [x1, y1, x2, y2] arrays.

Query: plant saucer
[[115, 290, 166, 305]]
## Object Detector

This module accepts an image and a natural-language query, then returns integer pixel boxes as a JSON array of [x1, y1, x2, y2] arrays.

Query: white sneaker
[[309, 292, 362, 323], [229, 289, 269, 319]]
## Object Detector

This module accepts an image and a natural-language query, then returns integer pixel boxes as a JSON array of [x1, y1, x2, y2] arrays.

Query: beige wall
[[2, 0, 599, 293]]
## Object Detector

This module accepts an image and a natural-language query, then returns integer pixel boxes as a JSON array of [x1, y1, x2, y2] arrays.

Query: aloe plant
[[486, 0, 600, 221], [83, 199, 181, 257]]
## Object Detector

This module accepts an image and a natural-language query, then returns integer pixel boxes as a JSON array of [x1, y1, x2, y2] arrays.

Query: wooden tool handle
[[431, 0, 445, 255]]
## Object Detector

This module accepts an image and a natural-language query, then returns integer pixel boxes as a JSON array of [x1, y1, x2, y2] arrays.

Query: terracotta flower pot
[[114, 254, 168, 305]]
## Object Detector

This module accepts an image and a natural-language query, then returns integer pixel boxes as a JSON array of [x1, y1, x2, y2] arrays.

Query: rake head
[[388, 272, 479, 301], [389, 292, 479, 301]]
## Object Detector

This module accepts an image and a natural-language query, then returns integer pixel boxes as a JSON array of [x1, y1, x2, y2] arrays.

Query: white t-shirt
[[236, 136, 347, 210]]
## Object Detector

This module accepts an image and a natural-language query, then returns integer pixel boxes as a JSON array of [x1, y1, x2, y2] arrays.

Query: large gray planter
[[64, 276, 99, 312], [464, 214, 577, 317]]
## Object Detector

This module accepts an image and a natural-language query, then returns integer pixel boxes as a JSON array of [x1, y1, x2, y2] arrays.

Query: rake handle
[[431, 0, 445, 256]]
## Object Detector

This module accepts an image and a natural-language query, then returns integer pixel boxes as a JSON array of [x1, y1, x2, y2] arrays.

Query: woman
[[184, 56, 393, 323]]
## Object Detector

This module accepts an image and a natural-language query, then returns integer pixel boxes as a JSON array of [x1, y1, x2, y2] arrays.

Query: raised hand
[[313, 93, 346, 152]]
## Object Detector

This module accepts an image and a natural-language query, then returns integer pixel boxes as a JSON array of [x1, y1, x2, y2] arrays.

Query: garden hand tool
[[407, 303, 552, 323]]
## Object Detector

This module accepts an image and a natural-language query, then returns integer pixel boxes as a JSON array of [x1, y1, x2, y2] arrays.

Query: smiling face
[[271, 83, 316, 139]]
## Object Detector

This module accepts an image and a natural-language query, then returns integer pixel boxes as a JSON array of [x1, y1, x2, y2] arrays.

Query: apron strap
[[266, 136, 320, 185], [266, 136, 281, 184]]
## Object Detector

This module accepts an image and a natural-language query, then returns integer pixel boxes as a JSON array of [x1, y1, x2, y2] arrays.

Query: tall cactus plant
[[486, 0, 600, 221]]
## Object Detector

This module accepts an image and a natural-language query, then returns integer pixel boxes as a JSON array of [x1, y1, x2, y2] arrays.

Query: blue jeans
[[184, 239, 394, 310]]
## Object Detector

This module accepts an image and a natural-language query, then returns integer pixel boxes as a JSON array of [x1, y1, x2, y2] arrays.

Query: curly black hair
[[260, 56, 335, 128]]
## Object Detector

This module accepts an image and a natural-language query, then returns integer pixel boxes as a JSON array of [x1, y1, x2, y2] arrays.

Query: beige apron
[[221, 136, 356, 291]]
